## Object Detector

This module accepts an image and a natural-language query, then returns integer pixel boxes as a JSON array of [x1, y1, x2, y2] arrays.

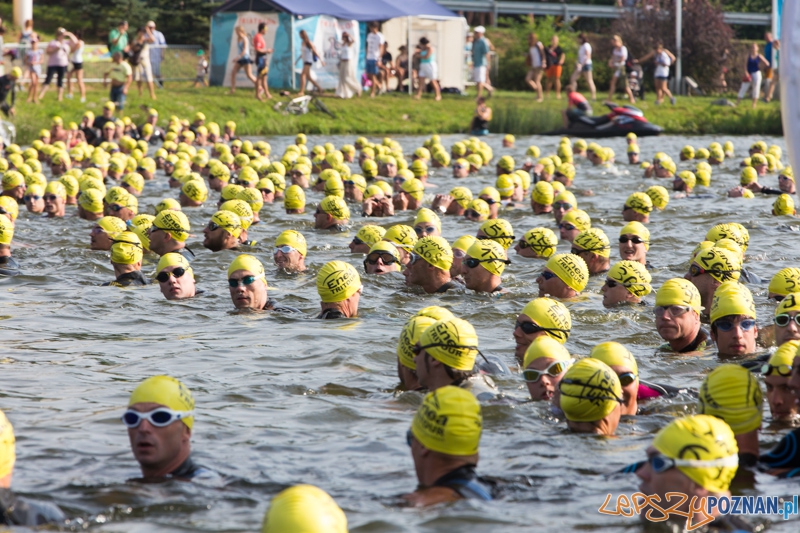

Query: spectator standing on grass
[[38, 28, 77, 102], [297, 29, 324, 97], [147, 21, 166, 88], [230, 25, 256, 94], [570, 33, 596, 100], [66, 29, 86, 103], [336, 31, 361, 99], [253, 23, 273, 101], [524, 32, 544, 101], [544, 35, 565, 99], [366, 22, 386, 98], [103, 51, 132, 110], [736, 42, 768, 110], [763, 31, 779, 103], [415, 37, 441, 101], [109, 21, 129, 56], [18, 19, 37, 81], [394, 45, 408, 92], [24, 38, 42, 104], [379, 42, 393, 93], [471, 26, 493, 98], [194, 50, 208, 88], [129, 26, 156, 101], [636, 43, 675, 105], [607, 34, 635, 103]]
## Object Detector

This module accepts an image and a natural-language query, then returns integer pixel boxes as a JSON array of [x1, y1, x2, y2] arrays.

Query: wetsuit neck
[[168, 454, 200, 480], [432, 464, 492, 501], [675, 327, 708, 353]]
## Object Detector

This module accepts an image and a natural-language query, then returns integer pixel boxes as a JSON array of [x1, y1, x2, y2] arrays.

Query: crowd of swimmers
[[2, 105, 800, 531]]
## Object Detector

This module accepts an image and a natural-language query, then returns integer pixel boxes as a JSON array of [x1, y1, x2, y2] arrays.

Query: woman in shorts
[[25, 37, 42, 103], [296, 29, 324, 96], [415, 37, 440, 101], [636, 43, 676, 105], [66, 29, 86, 103], [230, 25, 257, 94]]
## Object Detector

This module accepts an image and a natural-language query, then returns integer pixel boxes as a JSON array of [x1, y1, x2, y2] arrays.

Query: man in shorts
[[366, 22, 385, 98], [103, 52, 132, 110], [471, 26, 493, 98]]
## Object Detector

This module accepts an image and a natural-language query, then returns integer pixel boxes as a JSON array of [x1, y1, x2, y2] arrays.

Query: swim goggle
[[228, 273, 265, 287], [618, 236, 647, 245], [518, 239, 554, 252], [156, 267, 188, 283], [774, 313, 800, 327], [713, 318, 756, 332], [571, 245, 609, 255], [559, 222, 576, 231], [558, 378, 625, 404], [464, 257, 511, 269], [24, 194, 42, 201], [647, 453, 738, 474], [522, 359, 573, 383], [762, 363, 792, 377], [122, 408, 194, 428], [515, 320, 569, 336], [414, 225, 437, 237], [539, 270, 557, 281], [654, 305, 692, 318], [274, 245, 298, 255], [689, 263, 739, 279], [479, 234, 515, 242], [365, 251, 399, 265], [553, 202, 572, 210]]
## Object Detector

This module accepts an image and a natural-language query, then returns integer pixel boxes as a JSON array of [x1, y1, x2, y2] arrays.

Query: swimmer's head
[[128, 375, 195, 429], [261, 485, 348, 533], [698, 364, 762, 435], [410, 386, 481, 457]]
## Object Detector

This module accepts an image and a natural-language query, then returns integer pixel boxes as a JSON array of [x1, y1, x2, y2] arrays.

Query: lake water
[[3, 133, 799, 532]]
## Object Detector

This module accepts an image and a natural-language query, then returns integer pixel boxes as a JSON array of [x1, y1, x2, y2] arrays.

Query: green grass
[[8, 83, 782, 144]]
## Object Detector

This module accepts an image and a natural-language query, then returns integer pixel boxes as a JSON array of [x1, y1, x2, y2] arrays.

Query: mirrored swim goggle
[[522, 359, 573, 383], [122, 408, 194, 428], [228, 273, 265, 287]]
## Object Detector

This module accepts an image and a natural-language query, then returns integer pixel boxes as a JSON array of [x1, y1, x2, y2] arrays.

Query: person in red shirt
[[253, 22, 272, 100], [562, 83, 592, 127]]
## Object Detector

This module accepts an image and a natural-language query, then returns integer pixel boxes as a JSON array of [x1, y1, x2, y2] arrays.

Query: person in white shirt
[[636, 43, 676, 105], [296, 29, 324, 96], [524, 32, 544, 102], [336, 31, 361, 99], [570, 33, 596, 100], [607, 34, 635, 103], [365, 22, 386, 98]]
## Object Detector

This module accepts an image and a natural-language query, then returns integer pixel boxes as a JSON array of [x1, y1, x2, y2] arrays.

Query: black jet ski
[[544, 102, 663, 138]]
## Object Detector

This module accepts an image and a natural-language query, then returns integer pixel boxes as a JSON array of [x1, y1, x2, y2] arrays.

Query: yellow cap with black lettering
[[774, 194, 796, 216], [397, 316, 437, 370], [210, 210, 243, 239], [228, 254, 267, 285], [419, 318, 479, 371], [771, 270, 800, 298], [520, 297, 571, 343], [466, 239, 508, 276], [620, 221, 650, 250], [317, 260, 361, 303], [110, 231, 143, 265], [561, 209, 591, 233], [607, 260, 651, 297], [624, 192, 653, 215], [384, 224, 417, 250], [573, 228, 610, 258], [411, 386, 482, 456], [521, 227, 557, 258], [320, 195, 350, 220], [710, 281, 755, 324], [545, 253, 589, 292], [692, 246, 741, 283], [523, 336, 571, 369], [698, 364, 762, 435], [590, 342, 638, 376], [129, 375, 195, 429], [479, 218, 514, 250], [560, 358, 622, 423], [413, 236, 453, 271]]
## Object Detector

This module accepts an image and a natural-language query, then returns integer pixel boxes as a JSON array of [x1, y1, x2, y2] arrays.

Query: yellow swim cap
[[520, 297, 571, 343], [0, 196, 19, 222], [156, 252, 193, 278], [545, 253, 589, 293], [449, 186, 473, 209], [414, 207, 441, 232], [210, 210, 243, 239], [521, 227, 557, 258], [413, 236, 453, 271], [560, 358, 623, 423], [276, 230, 307, 257], [619, 221, 650, 250], [384, 224, 417, 250], [154, 198, 181, 215], [466, 199, 490, 220], [0, 215, 13, 245], [353, 225, 385, 248], [397, 316, 437, 370], [710, 281, 755, 324], [523, 335, 571, 369], [317, 260, 361, 303], [573, 228, 610, 258], [466, 239, 508, 277], [774, 194, 796, 216], [129, 375, 195, 429], [740, 166, 758, 185], [153, 210, 191, 242], [0, 409, 15, 479], [656, 278, 702, 314], [78, 188, 104, 214], [607, 260, 652, 297], [652, 415, 739, 493], [698, 364, 762, 435], [705, 223, 747, 252], [415, 306, 455, 322], [110, 231, 143, 265], [531, 181, 554, 206], [497, 155, 515, 172], [560, 209, 591, 233], [320, 195, 350, 220], [411, 386, 481, 456], [768, 339, 800, 374], [45, 181, 67, 199], [227, 254, 267, 285], [261, 484, 348, 533], [678, 170, 697, 189], [479, 219, 515, 250], [695, 169, 711, 187], [284, 184, 306, 210], [692, 247, 741, 283], [122, 172, 145, 194], [645, 185, 669, 210], [401, 178, 425, 201], [1, 170, 24, 190], [624, 192, 653, 215], [590, 342, 638, 376], [97, 215, 127, 236], [494, 174, 514, 198], [769, 268, 800, 297], [419, 318, 479, 371], [681, 145, 695, 159]]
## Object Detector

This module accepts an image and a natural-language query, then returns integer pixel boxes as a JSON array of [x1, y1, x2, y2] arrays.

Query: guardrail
[[437, 1, 771, 26]]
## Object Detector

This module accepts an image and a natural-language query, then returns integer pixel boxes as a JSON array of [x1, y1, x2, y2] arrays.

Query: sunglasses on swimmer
[[274, 245, 297, 255], [156, 267, 188, 283], [618, 236, 646, 245], [24, 194, 42, 201], [122, 408, 194, 428], [515, 320, 569, 336], [365, 251, 398, 265]]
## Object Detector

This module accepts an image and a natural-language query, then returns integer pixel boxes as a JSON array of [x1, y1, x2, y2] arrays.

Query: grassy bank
[[9, 83, 782, 144]]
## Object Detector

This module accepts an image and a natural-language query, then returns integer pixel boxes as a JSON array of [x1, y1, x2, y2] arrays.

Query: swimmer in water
[[530, 182, 554, 215], [622, 192, 652, 224], [521, 336, 572, 402], [148, 210, 195, 261], [273, 230, 307, 273], [589, 342, 639, 415], [558, 209, 590, 243], [601, 260, 651, 308], [261, 485, 347, 532], [431, 186, 472, 216], [363, 241, 401, 275], [685, 246, 741, 315], [0, 215, 20, 276], [24, 184, 45, 214], [202, 211, 243, 252], [383, 225, 418, 266], [228, 254, 277, 311], [514, 227, 557, 259], [477, 187, 500, 219], [476, 219, 514, 252], [404, 236, 459, 293], [396, 315, 436, 391], [461, 239, 508, 294], [155, 253, 197, 300], [103, 231, 148, 287], [618, 221, 649, 266], [654, 278, 709, 354], [1, 170, 25, 202], [314, 195, 350, 231], [761, 340, 800, 422], [43, 181, 67, 218], [123, 375, 216, 481], [413, 208, 441, 238], [403, 387, 492, 506], [697, 364, 762, 467], [316, 260, 361, 319], [513, 298, 571, 365], [709, 282, 759, 359], [536, 253, 589, 300], [89, 216, 126, 251], [773, 293, 800, 345], [571, 228, 610, 275], [349, 225, 385, 254], [559, 358, 623, 435]]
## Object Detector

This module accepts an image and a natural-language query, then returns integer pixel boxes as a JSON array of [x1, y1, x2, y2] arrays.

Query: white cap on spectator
[[474, 26, 486, 33]]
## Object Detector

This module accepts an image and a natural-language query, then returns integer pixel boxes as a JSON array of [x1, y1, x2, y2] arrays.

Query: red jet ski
[[544, 102, 663, 138]]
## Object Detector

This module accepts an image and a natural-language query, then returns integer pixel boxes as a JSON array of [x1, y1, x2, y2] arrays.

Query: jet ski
[[544, 102, 663, 138]]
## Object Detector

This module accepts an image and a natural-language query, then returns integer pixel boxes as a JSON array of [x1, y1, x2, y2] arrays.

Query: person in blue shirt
[[470, 26, 493, 98]]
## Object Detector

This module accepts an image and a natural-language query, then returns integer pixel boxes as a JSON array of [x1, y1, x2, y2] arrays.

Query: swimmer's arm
[[402, 487, 461, 507]]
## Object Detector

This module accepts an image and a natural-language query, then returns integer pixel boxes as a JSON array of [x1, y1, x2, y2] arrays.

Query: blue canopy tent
[[211, 0, 464, 91]]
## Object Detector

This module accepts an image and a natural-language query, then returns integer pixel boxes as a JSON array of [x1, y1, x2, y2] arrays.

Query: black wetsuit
[[759, 186, 792, 195], [177, 247, 196, 262], [432, 465, 493, 501], [0, 488, 66, 526], [760, 427, 800, 477], [0, 255, 20, 276], [317, 308, 346, 319], [435, 280, 462, 293], [168, 455, 214, 480], [660, 328, 710, 353], [103, 270, 149, 287]]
